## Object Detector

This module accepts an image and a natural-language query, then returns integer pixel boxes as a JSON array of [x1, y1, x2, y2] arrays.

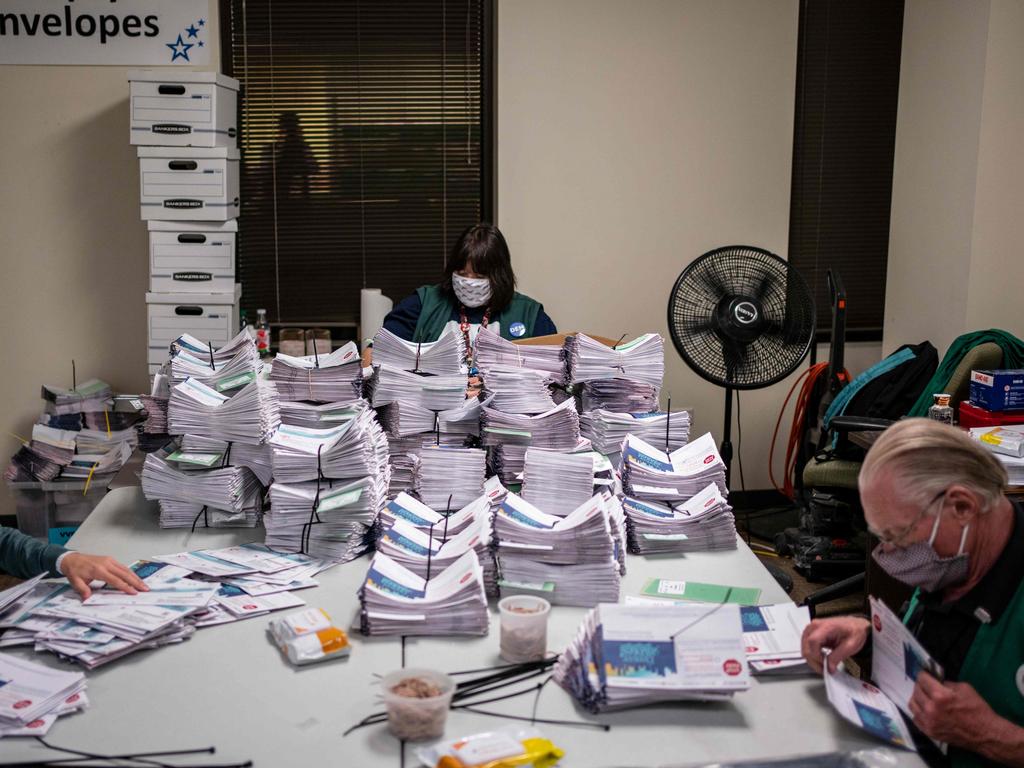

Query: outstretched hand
[[61, 553, 148, 600]]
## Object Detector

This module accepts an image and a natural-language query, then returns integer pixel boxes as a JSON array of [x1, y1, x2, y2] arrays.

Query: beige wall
[[497, 0, 880, 489], [0, 2, 220, 519], [884, 0, 1024, 356]]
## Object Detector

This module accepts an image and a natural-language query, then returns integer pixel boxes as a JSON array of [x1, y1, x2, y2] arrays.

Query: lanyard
[[459, 305, 490, 373]]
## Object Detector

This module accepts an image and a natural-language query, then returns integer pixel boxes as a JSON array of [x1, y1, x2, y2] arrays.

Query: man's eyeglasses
[[868, 488, 947, 547]]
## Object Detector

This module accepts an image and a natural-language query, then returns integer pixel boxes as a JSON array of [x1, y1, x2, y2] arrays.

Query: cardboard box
[[146, 285, 241, 366], [129, 70, 239, 148], [148, 220, 237, 293], [970, 369, 1024, 412], [138, 146, 240, 221]]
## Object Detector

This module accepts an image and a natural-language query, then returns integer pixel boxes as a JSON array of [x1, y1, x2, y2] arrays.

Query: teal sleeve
[[0, 526, 68, 579]]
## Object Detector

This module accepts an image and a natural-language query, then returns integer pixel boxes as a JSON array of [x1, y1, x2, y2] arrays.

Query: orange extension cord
[[768, 362, 831, 500]]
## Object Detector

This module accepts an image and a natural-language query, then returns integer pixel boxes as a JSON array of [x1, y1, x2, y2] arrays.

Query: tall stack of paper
[[269, 343, 364, 403], [141, 451, 264, 528], [264, 476, 384, 561], [620, 432, 727, 501], [41, 379, 113, 417], [622, 483, 737, 554], [269, 412, 389, 484], [0, 653, 87, 737], [480, 398, 581, 483], [474, 327, 565, 377], [278, 399, 368, 429], [358, 549, 489, 636], [494, 492, 621, 607], [168, 331, 261, 390], [521, 448, 600, 516], [417, 445, 487, 509], [376, 493, 497, 596], [168, 378, 280, 445], [180, 434, 273, 485], [554, 602, 750, 712], [566, 333, 665, 389], [372, 328, 466, 375], [368, 364, 467, 411], [480, 366, 558, 413], [387, 453, 421, 496], [579, 380, 660, 413], [580, 408, 691, 461]]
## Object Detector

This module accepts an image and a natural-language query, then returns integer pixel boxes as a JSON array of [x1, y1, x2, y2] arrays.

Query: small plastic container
[[498, 595, 551, 663], [380, 668, 454, 741]]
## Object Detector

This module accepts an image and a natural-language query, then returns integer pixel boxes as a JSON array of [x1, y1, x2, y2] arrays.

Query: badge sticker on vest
[[1016, 663, 1024, 698], [510, 322, 526, 338]]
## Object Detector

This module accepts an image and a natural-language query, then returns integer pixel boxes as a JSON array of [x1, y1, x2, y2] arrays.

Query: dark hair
[[442, 223, 517, 314]]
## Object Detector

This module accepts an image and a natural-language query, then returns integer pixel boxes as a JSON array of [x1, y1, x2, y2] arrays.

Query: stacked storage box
[[128, 70, 242, 377]]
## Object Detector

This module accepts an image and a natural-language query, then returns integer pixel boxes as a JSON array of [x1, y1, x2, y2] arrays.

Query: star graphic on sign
[[198, 18, 206, 26], [186, 24, 200, 38], [198, 40, 205, 47], [166, 34, 194, 63]]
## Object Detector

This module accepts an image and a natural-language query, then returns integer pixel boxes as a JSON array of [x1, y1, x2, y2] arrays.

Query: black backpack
[[840, 341, 939, 421]]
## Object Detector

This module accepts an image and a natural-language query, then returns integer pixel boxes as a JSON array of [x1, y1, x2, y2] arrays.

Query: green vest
[[412, 284, 542, 343], [904, 583, 1024, 767]]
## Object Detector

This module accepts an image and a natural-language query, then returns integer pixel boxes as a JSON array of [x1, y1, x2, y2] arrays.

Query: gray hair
[[859, 418, 1008, 512]]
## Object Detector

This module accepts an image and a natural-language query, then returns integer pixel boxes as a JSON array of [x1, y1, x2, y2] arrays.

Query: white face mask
[[452, 274, 492, 308], [872, 508, 971, 593]]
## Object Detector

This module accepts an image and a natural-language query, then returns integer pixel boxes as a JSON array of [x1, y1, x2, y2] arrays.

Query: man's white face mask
[[453, 274, 492, 308]]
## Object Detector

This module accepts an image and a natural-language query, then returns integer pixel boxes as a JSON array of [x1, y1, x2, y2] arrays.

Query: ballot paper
[[566, 333, 665, 389], [372, 327, 467, 375], [418, 445, 487, 509], [480, 366, 558, 414], [270, 343, 364, 403], [741, 603, 812, 674], [387, 452, 421, 496], [493, 492, 622, 607], [580, 408, 691, 457], [378, 492, 491, 537], [141, 452, 264, 529], [278, 398, 369, 429], [169, 378, 280, 445], [620, 432, 727, 501], [0, 652, 86, 729], [358, 549, 489, 636], [869, 596, 943, 718], [553, 601, 750, 712], [824, 660, 916, 751], [368, 364, 468, 411], [59, 440, 134, 480], [521, 448, 600, 517], [622, 482, 738, 554], [169, 334, 260, 391], [269, 412, 389, 483], [172, 330, 258, 366], [0, 575, 48, 617], [264, 478, 383, 561], [75, 427, 139, 455], [580, 379, 661, 414], [41, 379, 113, 415], [180, 434, 274, 486], [376, 514, 497, 597], [377, 397, 481, 439], [3, 443, 63, 481], [474, 327, 565, 377], [994, 452, 1024, 486]]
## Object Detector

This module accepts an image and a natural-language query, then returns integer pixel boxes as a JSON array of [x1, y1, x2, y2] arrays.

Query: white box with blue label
[[129, 70, 239, 148], [138, 146, 240, 221], [148, 220, 237, 294], [970, 369, 1024, 412]]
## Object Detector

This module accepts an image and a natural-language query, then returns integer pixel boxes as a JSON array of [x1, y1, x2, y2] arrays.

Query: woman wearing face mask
[[381, 223, 557, 360], [801, 419, 1024, 767]]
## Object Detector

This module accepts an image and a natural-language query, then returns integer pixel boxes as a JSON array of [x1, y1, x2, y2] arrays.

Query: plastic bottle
[[256, 308, 271, 358], [928, 393, 954, 425]]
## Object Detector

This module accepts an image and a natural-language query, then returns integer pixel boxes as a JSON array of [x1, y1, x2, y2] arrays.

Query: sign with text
[[0, 1, 211, 65]]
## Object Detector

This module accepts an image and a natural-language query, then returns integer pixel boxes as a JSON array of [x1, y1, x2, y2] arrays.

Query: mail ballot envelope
[[138, 146, 240, 221], [129, 70, 239, 148], [146, 285, 241, 367], [148, 220, 237, 294]]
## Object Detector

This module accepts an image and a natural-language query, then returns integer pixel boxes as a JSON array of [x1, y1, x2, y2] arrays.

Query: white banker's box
[[128, 70, 240, 148], [148, 220, 237, 294], [146, 285, 241, 374], [138, 146, 240, 221]]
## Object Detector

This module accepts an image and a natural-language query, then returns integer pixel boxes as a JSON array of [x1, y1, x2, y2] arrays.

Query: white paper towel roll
[[361, 288, 394, 348]]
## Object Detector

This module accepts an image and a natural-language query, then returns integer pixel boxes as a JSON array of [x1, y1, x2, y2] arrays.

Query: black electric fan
[[667, 245, 816, 488]]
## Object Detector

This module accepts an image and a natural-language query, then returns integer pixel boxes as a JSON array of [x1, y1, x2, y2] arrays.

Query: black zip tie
[[191, 505, 209, 533], [447, 656, 558, 676], [401, 635, 406, 667], [221, 441, 232, 468], [669, 589, 733, 641], [434, 411, 440, 446], [441, 494, 452, 544], [614, 333, 627, 348], [311, 330, 320, 369], [414, 343, 422, 373], [531, 674, 553, 724], [425, 522, 435, 582], [209, 341, 216, 371], [71, 359, 76, 391], [666, 394, 672, 451]]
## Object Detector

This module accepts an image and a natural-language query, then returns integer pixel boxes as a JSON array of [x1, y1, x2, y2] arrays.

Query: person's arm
[[910, 672, 1024, 766], [381, 293, 423, 342], [0, 525, 66, 579], [533, 306, 557, 336]]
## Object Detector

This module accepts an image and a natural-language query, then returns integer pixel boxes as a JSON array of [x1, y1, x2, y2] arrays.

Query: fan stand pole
[[721, 386, 734, 490]]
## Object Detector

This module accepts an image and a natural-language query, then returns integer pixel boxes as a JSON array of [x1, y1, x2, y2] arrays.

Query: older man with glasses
[[802, 418, 1024, 767]]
